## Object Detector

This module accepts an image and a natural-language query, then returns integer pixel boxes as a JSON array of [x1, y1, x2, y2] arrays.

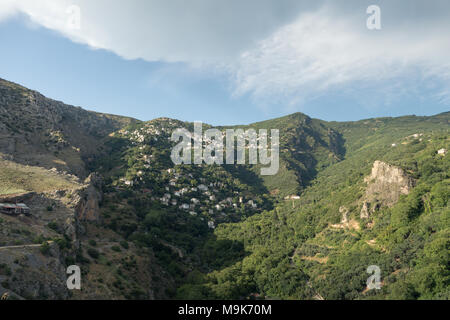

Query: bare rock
[[75, 173, 102, 222], [360, 161, 415, 219], [360, 201, 370, 219]]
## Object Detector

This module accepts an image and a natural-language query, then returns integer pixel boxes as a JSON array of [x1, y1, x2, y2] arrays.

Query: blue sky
[[0, 16, 264, 125], [0, 1, 449, 125]]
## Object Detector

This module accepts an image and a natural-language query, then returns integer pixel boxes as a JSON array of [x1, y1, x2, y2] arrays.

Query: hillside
[[0, 78, 448, 300], [0, 78, 138, 179], [198, 119, 448, 300]]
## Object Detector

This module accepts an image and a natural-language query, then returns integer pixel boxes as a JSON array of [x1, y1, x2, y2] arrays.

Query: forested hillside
[[0, 78, 448, 300]]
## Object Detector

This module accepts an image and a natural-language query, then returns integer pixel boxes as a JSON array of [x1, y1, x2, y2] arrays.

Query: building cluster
[[112, 121, 263, 229], [0, 203, 31, 216], [156, 168, 259, 228]]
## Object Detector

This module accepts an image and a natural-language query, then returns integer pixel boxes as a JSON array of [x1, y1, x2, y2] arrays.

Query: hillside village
[[106, 120, 269, 229], [0, 78, 448, 300]]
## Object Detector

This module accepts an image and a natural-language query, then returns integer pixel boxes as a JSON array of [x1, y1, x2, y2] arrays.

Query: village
[[119, 165, 263, 229], [112, 120, 268, 229]]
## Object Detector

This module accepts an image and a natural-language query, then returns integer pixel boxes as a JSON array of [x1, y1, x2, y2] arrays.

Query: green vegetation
[[0, 76, 448, 300], [87, 248, 100, 259], [94, 111, 448, 300]]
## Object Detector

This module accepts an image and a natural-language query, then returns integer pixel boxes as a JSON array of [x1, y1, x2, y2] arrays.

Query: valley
[[0, 78, 448, 300]]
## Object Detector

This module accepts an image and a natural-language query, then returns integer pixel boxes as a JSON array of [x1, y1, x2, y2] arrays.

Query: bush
[[87, 248, 100, 259], [0, 263, 12, 276], [120, 241, 129, 250], [47, 221, 59, 232], [65, 256, 75, 266], [40, 242, 51, 255], [55, 238, 70, 250]]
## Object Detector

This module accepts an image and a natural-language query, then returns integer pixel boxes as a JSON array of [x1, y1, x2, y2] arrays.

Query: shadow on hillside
[[223, 164, 269, 195], [197, 236, 249, 271], [286, 127, 346, 189]]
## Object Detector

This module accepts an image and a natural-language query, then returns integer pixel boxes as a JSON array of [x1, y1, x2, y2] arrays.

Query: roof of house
[[0, 203, 30, 209]]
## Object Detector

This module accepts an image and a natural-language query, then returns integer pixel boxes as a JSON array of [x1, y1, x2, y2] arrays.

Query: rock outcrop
[[75, 173, 102, 222], [360, 161, 415, 219]]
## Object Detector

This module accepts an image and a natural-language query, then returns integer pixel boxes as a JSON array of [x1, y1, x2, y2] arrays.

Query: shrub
[[47, 221, 59, 231], [120, 241, 129, 250], [40, 242, 51, 255], [87, 248, 100, 259], [0, 264, 12, 276]]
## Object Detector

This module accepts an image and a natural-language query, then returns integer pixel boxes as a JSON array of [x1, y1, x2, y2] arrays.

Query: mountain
[[0, 78, 448, 300]]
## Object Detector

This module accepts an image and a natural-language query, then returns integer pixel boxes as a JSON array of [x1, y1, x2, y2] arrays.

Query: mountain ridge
[[0, 78, 448, 300]]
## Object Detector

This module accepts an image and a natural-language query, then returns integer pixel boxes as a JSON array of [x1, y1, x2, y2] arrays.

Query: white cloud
[[1, 0, 450, 107], [0, 0, 313, 63], [229, 4, 450, 106]]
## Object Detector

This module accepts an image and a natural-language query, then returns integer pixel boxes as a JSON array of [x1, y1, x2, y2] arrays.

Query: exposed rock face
[[361, 161, 415, 219], [360, 201, 370, 219], [0, 179, 101, 299], [331, 206, 360, 230], [0, 192, 36, 204], [75, 173, 102, 222], [0, 244, 69, 300], [367, 161, 415, 197]]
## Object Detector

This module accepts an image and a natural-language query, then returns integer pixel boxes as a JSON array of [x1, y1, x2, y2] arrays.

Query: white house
[[181, 203, 190, 210]]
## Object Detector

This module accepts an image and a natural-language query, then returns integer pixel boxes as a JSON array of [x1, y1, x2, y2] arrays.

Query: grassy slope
[[0, 159, 81, 196]]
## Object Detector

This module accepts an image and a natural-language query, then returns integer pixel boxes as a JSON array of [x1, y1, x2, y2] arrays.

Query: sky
[[0, 0, 449, 125]]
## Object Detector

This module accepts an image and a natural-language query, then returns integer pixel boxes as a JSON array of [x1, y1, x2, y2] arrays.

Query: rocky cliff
[[360, 160, 415, 219]]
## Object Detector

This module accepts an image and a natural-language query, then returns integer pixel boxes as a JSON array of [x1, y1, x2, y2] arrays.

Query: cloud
[[1, 0, 450, 108], [0, 0, 315, 63], [229, 2, 450, 107]]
